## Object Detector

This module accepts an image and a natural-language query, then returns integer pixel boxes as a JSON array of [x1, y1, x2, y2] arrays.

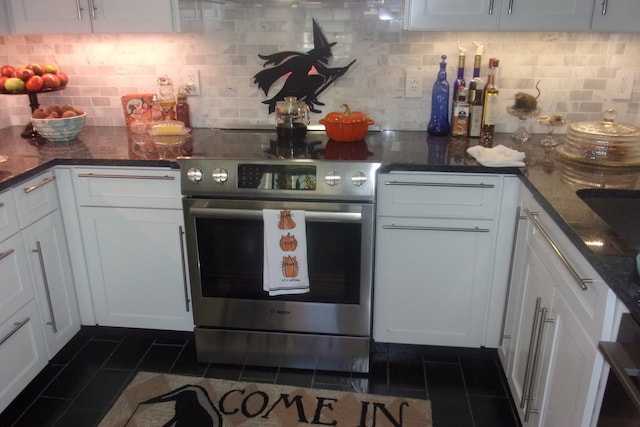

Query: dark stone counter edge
[[4, 157, 639, 324]]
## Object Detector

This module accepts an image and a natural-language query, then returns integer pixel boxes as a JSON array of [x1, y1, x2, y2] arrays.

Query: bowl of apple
[[30, 104, 86, 142]]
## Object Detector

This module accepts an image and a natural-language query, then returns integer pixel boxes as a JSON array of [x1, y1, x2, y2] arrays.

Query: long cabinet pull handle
[[33, 241, 58, 333], [75, 0, 83, 19], [24, 176, 56, 193], [382, 225, 490, 233], [489, 0, 494, 15], [0, 248, 15, 262], [384, 180, 495, 189], [77, 173, 175, 180], [178, 226, 191, 312], [89, 0, 97, 19], [0, 317, 31, 347], [524, 306, 555, 422], [520, 297, 543, 410], [601, 0, 608, 15], [525, 209, 591, 291], [508, 0, 514, 14]]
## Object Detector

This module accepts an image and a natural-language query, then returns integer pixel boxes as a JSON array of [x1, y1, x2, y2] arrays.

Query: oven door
[[182, 197, 374, 337]]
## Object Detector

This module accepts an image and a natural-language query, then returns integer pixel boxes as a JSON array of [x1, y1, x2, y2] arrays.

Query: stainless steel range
[[178, 133, 380, 372]]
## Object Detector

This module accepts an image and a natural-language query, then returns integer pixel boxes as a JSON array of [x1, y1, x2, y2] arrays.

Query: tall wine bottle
[[467, 42, 484, 138], [451, 42, 466, 124], [481, 58, 500, 145]]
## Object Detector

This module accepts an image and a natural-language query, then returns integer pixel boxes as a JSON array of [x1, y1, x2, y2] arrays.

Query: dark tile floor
[[0, 326, 522, 427]]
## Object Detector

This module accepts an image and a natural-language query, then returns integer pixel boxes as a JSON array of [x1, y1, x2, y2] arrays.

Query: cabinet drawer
[[0, 300, 48, 413], [377, 172, 502, 219], [0, 190, 19, 242], [13, 170, 59, 229], [0, 233, 34, 326], [73, 167, 181, 209]]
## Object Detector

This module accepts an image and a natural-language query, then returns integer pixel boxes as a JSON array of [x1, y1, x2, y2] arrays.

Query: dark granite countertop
[[1, 125, 639, 323]]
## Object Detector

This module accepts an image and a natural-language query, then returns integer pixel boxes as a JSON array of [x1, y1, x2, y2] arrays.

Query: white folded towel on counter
[[466, 144, 526, 167], [263, 209, 310, 296]]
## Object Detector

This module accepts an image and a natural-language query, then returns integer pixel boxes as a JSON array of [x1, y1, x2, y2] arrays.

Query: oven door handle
[[189, 207, 362, 223]]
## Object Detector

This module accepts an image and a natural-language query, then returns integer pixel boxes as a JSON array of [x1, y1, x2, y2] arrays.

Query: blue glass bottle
[[428, 55, 451, 136]]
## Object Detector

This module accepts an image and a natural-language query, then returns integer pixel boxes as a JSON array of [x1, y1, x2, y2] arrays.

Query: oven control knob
[[186, 167, 203, 183], [212, 168, 229, 184], [351, 171, 367, 187], [325, 171, 341, 186]]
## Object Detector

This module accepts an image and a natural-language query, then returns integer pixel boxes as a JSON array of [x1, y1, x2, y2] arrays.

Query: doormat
[[99, 371, 432, 426]]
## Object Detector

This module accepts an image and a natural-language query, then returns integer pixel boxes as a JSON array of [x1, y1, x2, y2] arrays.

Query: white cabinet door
[[0, 233, 34, 326], [373, 216, 494, 347], [8, 0, 92, 33], [8, 0, 177, 34], [591, 0, 640, 32], [404, 0, 593, 31], [498, 0, 593, 31], [79, 207, 192, 331], [22, 210, 80, 358], [403, 0, 500, 31], [0, 300, 48, 413]]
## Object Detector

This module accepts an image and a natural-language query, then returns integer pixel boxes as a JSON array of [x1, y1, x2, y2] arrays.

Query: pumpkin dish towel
[[263, 209, 310, 296]]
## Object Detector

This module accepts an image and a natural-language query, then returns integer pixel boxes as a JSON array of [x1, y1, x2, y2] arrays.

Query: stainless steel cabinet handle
[[489, 0, 494, 14], [178, 226, 191, 312], [521, 297, 543, 410], [382, 224, 490, 233], [524, 304, 554, 422], [77, 173, 175, 180], [0, 202, 4, 208], [89, 0, 97, 19], [525, 209, 591, 291], [384, 180, 495, 189], [0, 248, 15, 262], [33, 241, 58, 333], [24, 176, 56, 193], [601, 0, 608, 15], [508, 0, 514, 14], [0, 318, 31, 346], [75, 0, 83, 19]]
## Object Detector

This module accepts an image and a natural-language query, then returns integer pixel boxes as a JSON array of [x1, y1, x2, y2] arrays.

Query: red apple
[[26, 63, 44, 76], [41, 72, 60, 89], [25, 75, 44, 91], [43, 64, 58, 74], [4, 77, 26, 92], [0, 65, 15, 78], [56, 71, 69, 87], [13, 67, 35, 82]]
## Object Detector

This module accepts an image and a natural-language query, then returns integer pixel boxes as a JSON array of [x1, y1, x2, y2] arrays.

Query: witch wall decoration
[[254, 18, 356, 114]]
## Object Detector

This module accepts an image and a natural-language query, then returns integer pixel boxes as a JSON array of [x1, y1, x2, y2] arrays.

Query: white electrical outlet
[[178, 68, 201, 96], [612, 70, 634, 100], [405, 68, 423, 98]]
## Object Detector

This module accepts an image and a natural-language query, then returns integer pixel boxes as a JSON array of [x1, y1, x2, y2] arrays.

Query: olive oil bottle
[[481, 58, 500, 145], [467, 45, 484, 138]]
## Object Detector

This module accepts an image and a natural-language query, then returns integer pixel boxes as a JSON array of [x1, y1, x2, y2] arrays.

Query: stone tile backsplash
[[0, 2, 638, 132]]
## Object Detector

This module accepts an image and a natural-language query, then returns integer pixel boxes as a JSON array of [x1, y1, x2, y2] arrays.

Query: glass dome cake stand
[[507, 106, 541, 144]]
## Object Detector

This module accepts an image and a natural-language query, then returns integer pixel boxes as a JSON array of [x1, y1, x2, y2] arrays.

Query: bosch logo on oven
[[270, 309, 291, 315]]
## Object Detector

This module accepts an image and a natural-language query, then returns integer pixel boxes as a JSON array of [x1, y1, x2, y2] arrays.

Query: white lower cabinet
[[0, 300, 48, 413], [22, 210, 80, 357], [500, 183, 615, 427], [373, 172, 519, 348], [73, 167, 193, 331]]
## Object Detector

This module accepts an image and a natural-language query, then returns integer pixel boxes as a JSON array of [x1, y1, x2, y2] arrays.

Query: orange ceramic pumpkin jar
[[319, 104, 374, 142]]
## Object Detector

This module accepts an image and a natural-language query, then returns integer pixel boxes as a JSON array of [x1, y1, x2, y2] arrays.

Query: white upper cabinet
[[8, 0, 178, 34], [591, 0, 640, 32], [403, 0, 500, 31], [497, 0, 593, 31], [404, 0, 619, 32]]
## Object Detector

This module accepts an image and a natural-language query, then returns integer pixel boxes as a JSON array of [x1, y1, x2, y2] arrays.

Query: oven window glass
[[195, 217, 361, 304]]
